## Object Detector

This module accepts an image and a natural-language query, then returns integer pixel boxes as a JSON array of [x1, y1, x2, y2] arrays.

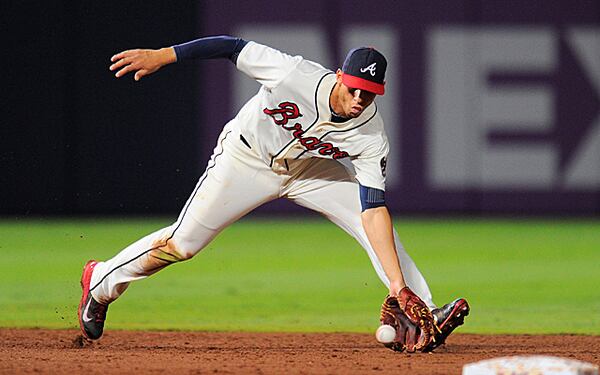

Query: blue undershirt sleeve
[[359, 184, 386, 212], [173, 35, 248, 64]]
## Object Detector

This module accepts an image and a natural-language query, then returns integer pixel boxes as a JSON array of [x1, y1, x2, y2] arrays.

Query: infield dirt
[[1, 329, 598, 374]]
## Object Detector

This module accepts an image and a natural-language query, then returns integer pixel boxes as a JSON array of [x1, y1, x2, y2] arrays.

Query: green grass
[[0, 217, 598, 334]]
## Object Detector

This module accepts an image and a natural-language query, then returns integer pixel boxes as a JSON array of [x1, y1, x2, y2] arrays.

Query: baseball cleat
[[78, 260, 109, 340], [427, 298, 470, 350]]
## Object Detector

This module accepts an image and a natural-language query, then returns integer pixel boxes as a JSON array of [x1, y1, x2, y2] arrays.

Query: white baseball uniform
[[89, 41, 435, 309]]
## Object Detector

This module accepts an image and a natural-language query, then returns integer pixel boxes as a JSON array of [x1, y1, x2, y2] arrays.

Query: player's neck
[[329, 83, 348, 120]]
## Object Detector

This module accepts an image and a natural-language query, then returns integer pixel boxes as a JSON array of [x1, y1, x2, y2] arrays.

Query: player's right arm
[[109, 35, 299, 88], [110, 35, 248, 81]]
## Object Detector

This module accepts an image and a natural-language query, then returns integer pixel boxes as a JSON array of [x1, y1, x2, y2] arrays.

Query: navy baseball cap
[[341, 47, 387, 95]]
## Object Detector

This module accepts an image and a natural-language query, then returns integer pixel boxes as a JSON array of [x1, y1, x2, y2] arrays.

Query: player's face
[[334, 69, 377, 118]]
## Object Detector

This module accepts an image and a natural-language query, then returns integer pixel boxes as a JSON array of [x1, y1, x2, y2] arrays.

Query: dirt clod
[[71, 334, 93, 349]]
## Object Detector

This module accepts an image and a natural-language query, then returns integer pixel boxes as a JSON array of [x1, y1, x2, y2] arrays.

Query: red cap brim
[[342, 73, 385, 95]]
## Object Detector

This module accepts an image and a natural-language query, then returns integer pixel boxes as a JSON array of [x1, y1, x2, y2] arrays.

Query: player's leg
[[88, 125, 281, 305], [284, 158, 435, 309]]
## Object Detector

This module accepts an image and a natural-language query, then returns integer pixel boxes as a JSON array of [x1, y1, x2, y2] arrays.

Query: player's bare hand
[[109, 47, 177, 81]]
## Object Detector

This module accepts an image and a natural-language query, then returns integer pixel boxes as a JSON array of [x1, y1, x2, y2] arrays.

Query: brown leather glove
[[380, 287, 439, 352], [380, 296, 421, 352]]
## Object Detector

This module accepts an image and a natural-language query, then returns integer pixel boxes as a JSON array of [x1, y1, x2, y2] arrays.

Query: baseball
[[375, 324, 396, 344]]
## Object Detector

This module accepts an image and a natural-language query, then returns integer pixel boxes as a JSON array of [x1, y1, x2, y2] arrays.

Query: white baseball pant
[[89, 122, 435, 308]]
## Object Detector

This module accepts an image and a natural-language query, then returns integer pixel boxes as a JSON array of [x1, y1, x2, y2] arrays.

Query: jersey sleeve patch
[[380, 156, 387, 178]]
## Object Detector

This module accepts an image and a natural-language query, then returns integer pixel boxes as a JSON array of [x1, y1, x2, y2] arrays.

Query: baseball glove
[[379, 287, 439, 352]]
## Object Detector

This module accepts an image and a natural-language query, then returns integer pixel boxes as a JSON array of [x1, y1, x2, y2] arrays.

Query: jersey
[[232, 41, 390, 191]]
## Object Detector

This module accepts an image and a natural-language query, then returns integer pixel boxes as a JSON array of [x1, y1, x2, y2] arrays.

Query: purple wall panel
[[200, 0, 599, 215]]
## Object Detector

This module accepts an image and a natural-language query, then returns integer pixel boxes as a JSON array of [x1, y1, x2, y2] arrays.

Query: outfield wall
[[201, 1, 600, 215], [3, 1, 598, 215]]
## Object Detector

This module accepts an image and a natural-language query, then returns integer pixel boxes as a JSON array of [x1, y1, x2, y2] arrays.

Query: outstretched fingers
[[109, 49, 144, 79], [108, 48, 172, 81]]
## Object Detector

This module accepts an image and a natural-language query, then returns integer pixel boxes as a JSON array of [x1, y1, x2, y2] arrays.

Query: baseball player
[[78, 35, 469, 352]]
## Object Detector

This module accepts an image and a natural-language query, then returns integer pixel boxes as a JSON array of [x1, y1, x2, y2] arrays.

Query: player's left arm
[[360, 187, 438, 350], [353, 136, 406, 295], [360, 203, 406, 296]]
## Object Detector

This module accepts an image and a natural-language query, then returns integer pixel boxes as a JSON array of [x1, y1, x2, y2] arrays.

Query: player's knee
[[166, 245, 194, 261], [173, 248, 195, 261], [169, 238, 208, 261]]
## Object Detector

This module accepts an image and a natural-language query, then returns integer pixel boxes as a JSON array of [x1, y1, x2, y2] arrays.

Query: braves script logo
[[263, 102, 349, 159], [360, 62, 377, 76]]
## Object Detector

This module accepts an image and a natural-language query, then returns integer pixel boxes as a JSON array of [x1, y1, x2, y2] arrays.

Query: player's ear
[[336, 68, 343, 82]]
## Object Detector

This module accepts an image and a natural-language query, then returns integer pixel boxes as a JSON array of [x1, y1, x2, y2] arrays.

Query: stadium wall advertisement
[[201, 1, 599, 214]]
